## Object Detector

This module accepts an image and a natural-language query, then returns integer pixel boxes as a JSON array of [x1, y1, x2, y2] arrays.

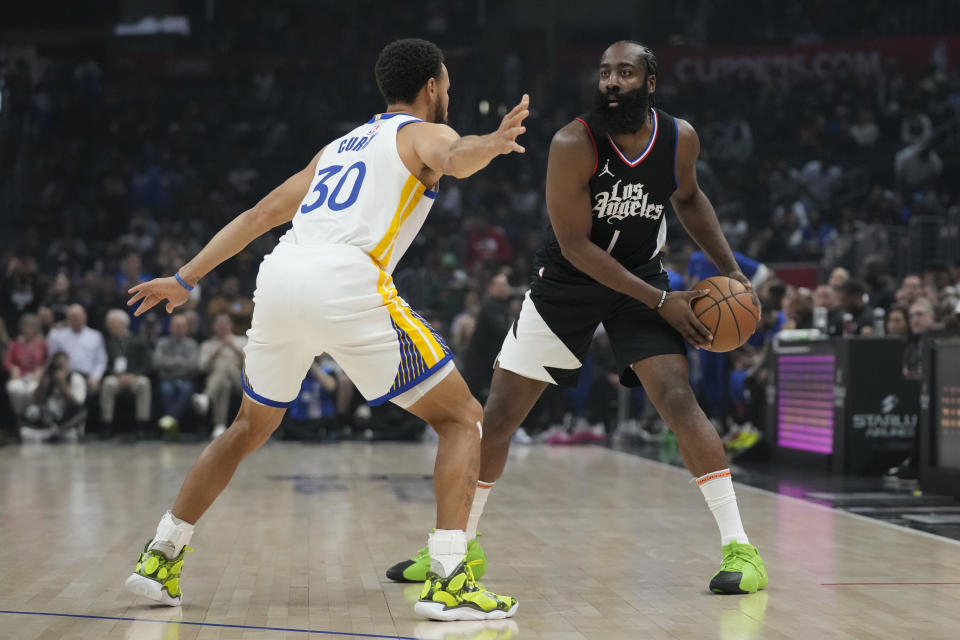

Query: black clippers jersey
[[540, 107, 679, 282]]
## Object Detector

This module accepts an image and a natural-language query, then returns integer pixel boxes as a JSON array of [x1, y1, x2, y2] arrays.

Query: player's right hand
[[657, 290, 713, 349], [494, 94, 530, 155], [127, 276, 190, 317]]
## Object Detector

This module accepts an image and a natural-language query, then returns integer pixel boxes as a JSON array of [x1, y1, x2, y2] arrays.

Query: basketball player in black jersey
[[388, 40, 768, 595]]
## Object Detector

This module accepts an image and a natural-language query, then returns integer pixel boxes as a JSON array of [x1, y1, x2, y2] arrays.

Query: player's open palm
[[495, 94, 530, 155], [127, 277, 190, 317], [657, 289, 714, 349]]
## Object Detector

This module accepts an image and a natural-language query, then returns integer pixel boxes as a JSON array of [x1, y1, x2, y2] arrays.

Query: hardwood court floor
[[2, 441, 959, 640]]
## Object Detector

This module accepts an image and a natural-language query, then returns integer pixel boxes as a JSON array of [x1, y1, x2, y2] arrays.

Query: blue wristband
[[174, 272, 194, 292]]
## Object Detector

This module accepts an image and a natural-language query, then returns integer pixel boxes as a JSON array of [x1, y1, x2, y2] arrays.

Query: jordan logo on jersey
[[593, 179, 664, 223], [598, 158, 615, 178]]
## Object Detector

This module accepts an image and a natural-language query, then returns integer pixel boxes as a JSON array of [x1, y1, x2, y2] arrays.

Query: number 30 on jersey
[[300, 161, 367, 214]]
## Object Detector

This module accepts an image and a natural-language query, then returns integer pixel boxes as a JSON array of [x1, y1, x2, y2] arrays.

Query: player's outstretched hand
[[127, 277, 190, 317], [657, 290, 713, 349], [495, 94, 530, 155]]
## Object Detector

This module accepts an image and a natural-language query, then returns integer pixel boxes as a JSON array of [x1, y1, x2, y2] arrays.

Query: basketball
[[689, 276, 760, 352]]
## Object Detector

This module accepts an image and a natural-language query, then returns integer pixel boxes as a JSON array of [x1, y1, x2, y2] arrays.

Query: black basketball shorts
[[495, 268, 686, 387]]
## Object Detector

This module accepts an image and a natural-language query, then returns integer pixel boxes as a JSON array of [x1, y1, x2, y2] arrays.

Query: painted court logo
[[593, 179, 664, 223]]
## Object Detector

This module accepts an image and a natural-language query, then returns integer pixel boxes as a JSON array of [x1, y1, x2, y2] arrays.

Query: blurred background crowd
[[1, 0, 959, 446]]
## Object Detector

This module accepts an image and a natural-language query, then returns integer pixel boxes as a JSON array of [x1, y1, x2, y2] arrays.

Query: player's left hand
[[127, 276, 190, 316], [728, 270, 762, 320]]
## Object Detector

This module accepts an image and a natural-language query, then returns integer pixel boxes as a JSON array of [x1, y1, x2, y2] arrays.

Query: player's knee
[[432, 394, 482, 440], [657, 383, 698, 425]]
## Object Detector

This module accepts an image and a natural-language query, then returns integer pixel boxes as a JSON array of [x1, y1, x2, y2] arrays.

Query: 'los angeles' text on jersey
[[538, 107, 679, 282], [592, 178, 665, 223]]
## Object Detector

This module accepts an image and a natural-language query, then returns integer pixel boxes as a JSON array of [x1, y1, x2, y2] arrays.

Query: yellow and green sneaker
[[387, 534, 486, 582], [414, 560, 517, 621], [124, 540, 192, 606], [709, 541, 768, 594]]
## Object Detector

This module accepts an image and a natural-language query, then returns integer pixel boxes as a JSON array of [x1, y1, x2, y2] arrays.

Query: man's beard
[[431, 96, 447, 124], [591, 86, 650, 135]]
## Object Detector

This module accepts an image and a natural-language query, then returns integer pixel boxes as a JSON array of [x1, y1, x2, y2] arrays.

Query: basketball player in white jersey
[[124, 38, 525, 621]]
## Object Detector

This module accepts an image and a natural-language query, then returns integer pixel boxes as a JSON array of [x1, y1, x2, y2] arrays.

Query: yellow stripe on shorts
[[372, 260, 445, 369]]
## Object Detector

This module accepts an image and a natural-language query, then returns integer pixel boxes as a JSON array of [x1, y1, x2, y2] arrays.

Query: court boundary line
[[603, 445, 960, 548], [0, 610, 419, 639], [822, 582, 960, 586]]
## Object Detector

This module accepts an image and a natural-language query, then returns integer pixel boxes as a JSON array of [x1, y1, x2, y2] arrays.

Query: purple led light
[[777, 408, 834, 419], [778, 355, 836, 364], [778, 437, 833, 454]]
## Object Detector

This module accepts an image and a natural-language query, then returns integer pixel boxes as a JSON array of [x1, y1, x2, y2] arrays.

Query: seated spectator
[[849, 106, 879, 148], [828, 267, 850, 289], [195, 314, 246, 438], [885, 306, 911, 339], [783, 287, 815, 330], [3, 313, 48, 418], [42, 272, 72, 322], [46, 304, 107, 393], [895, 143, 943, 192], [830, 280, 873, 335], [154, 313, 200, 431], [21, 351, 87, 442], [903, 298, 938, 375], [206, 276, 254, 336], [449, 291, 480, 353], [100, 309, 153, 439]]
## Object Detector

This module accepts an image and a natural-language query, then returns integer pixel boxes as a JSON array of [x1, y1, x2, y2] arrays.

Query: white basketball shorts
[[241, 242, 453, 409]]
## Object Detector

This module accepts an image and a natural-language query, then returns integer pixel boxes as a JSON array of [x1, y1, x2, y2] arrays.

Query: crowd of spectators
[[2, 2, 960, 445]]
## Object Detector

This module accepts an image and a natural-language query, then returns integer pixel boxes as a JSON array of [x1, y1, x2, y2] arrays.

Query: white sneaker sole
[[414, 600, 518, 621], [124, 573, 182, 606]]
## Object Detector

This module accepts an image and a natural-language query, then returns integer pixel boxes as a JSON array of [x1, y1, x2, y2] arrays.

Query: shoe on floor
[[124, 540, 192, 606], [415, 560, 517, 621], [709, 540, 768, 594]]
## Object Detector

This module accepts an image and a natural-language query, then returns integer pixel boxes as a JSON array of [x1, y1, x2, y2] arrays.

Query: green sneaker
[[124, 540, 193, 606], [709, 541, 768, 594], [387, 534, 486, 582], [414, 560, 517, 621]]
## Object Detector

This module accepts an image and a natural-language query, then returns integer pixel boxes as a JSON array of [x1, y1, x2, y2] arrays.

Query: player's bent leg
[[126, 394, 287, 606], [386, 366, 547, 584], [479, 366, 549, 482], [401, 368, 517, 620], [631, 354, 768, 595], [630, 354, 726, 476], [405, 367, 483, 532], [171, 393, 287, 523]]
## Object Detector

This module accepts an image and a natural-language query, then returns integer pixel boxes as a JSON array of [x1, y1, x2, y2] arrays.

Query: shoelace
[[721, 546, 756, 572], [463, 559, 484, 590]]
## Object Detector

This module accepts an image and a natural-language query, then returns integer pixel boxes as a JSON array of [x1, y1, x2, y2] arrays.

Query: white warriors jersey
[[280, 113, 438, 274]]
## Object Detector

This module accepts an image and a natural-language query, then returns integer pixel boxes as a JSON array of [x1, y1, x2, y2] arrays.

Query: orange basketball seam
[[731, 290, 758, 316], [720, 296, 742, 347]]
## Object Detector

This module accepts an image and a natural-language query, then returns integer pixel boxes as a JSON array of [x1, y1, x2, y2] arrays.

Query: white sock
[[466, 481, 494, 540], [149, 510, 195, 558], [428, 529, 466, 578], [697, 469, 749, 546]]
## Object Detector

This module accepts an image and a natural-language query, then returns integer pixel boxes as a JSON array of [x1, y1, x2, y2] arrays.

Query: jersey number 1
[[300, 161, 367, 214]]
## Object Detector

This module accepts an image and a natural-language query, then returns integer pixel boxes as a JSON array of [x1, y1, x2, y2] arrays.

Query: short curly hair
[[375, 38, 445, 105]]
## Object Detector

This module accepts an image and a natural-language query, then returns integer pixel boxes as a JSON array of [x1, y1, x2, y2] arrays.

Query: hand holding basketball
[[690, 276, 761, 352], [657, 289, 715, 349]]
